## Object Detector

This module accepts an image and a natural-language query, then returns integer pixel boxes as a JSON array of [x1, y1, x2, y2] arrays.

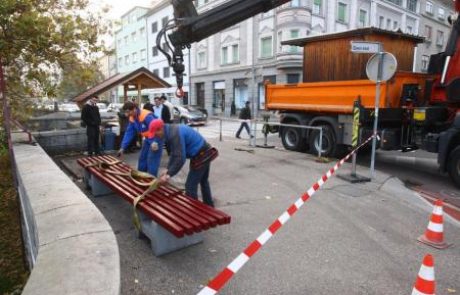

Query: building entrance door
[[196, 83, 205, 108]]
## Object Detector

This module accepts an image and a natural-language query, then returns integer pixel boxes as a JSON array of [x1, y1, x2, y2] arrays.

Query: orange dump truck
[[265, 26, 460, 187]]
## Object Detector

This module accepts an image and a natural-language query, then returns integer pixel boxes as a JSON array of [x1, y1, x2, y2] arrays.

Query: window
[[163, 67, 170, 78], [221, 47, 228, 64], [125, 55, 129, 65], [438, 8, 445, 20], [407, 26, 413, 34], [407, 0, 417, 12], [287, 74, 300, 84], [131, 32, 136, 42], [313, 0, 322, 15], [118, 39, 122, 46], [152, 46, 158, 57], [151, 22, 158, 33], [162, 42, 168, 51], [140, 49, 146, 60], [379, 16, 384, 28], [421, 55, 429, 72], [140, 27, 145, 36], [132, 52, 137, 63], [153, 69, 159, 76], [393, 21, 399, 30], [424, 25, 432, 41], [387, 0, 402, 5], [386, 19, 392, 30], [359, 10, 367, 27], [162, 16, 169, 28], [118, 57, 123, 67], [289, 30, 299, 53], [278, 31, 283, 52], [260, 36, 273, 58], [425, 1, 433, 14], [124, 36, 128, 45], [197, 52, 206, 68], [436, 30, 444, 46], [232, 44, 239, 63], [337, 2, 347, 23]]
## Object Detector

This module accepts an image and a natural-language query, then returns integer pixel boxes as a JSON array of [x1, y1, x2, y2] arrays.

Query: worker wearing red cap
[[146, 119, 218, 207]]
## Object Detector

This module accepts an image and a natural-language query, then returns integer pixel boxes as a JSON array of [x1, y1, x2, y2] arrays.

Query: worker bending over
[[147, 119, 218, 207]]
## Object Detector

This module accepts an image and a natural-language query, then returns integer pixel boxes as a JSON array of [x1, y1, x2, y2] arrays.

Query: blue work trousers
[[185, 161, 214, 207]]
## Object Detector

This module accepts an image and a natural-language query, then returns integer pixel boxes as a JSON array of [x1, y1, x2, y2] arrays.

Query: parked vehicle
[[108, 103, 124, 113], [60, 103, 80, 112], [97, 103, 108, 113], [173, 105, 207, 126]]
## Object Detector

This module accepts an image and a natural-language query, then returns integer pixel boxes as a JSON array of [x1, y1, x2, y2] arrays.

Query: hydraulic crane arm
[[157, 0, 291, 97]]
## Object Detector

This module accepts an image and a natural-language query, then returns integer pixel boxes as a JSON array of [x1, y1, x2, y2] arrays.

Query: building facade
[[114, 6, 150, 101], [146, 0, 190, 106], [416, 0, 455, 72]]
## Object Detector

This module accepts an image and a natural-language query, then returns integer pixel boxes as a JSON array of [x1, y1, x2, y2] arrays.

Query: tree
[[57, 60, 104, 101], [0, 0, 110, 120]]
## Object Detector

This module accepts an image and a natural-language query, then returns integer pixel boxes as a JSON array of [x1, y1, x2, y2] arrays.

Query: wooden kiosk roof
[[72, 67, 171, 105]]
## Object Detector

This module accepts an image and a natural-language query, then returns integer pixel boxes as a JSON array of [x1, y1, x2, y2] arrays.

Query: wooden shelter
[[282, 27, 424, 83], [72, 67, 171, 106]]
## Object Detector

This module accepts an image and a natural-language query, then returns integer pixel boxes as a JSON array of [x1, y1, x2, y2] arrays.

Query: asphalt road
[[65, 120, 460, 295]]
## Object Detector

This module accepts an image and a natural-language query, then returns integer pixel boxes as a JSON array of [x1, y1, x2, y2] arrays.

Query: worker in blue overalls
[[146, 119, 218, 207], [117, 101, 162, 174]]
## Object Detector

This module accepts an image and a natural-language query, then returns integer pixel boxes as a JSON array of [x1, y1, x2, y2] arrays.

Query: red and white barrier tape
[[197, 134, 378, 295]]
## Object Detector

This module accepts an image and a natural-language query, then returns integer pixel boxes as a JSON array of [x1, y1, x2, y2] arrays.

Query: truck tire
[[309, 125, 337, 157], [448, 146, 460, 188], [281, 124, 305, 151]]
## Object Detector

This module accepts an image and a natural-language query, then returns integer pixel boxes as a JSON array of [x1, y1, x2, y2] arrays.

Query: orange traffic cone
[[411, 254, 435, 295], [418, 199, 452, 249]]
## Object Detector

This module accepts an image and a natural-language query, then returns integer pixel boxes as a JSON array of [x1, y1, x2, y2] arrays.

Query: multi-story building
[[146, 0, 190, 106], [114, 6, 150, 100], [416, 0, 455, 72], [190, 0, 308, 116]]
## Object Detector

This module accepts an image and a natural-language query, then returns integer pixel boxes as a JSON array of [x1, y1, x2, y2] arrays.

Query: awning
[[72, 67, 171, 106]]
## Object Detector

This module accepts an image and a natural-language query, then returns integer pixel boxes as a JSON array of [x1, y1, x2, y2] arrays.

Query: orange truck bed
[[265, 71, 431, 114]]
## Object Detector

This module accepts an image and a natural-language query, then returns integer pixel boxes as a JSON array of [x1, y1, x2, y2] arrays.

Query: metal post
[[219, 119, 222, 142], [370, 51, 384, 178], [318, 127, 323, 158]]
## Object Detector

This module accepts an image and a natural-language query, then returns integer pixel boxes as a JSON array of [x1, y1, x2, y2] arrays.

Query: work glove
[[116, 148, 124, 158]]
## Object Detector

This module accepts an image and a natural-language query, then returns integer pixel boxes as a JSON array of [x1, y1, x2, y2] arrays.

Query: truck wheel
[[448, 146, 460, 188], [281, 124, 305, 151], [309, 125, 336, 157]]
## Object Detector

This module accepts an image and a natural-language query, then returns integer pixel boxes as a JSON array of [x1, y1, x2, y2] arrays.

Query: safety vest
[[129, 109, 152, 137]]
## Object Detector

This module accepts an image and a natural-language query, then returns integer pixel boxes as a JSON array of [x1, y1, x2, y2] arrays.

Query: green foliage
[[0, 0, 111, 119]]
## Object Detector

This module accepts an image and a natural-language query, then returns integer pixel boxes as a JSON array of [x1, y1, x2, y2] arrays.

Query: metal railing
[[202, 116, 324, 158]]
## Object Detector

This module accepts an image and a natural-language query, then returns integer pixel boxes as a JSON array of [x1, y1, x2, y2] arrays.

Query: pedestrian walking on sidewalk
[[81, 95, 101, 155], [236, 101, 253, 139]]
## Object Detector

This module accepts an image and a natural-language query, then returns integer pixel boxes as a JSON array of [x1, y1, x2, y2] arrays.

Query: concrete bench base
[[84, 170, 112, 197], [84, 169, 204, 255], [136, 211, 204, 256]]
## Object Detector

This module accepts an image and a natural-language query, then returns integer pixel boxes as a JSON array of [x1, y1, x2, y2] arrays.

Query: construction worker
[[147, 119, 218, 207], [117, 101, 161, 172]]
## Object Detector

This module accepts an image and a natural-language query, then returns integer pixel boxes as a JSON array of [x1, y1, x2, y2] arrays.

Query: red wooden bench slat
[[106, 161, 220, 229], [77, 155, 231, 237], [78, 157, 187, 237]]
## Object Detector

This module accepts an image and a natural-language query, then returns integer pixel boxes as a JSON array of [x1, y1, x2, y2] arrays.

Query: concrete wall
[[32, 128, 87, 154], [12, 134, 120, 295]]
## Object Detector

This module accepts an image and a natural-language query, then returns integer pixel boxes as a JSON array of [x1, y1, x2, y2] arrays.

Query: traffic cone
[[417, 199, 452, 249], [411, 254, 435, 295]]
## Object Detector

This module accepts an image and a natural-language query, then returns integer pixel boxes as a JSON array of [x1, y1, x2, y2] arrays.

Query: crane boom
[[158, 0, 291, 97]]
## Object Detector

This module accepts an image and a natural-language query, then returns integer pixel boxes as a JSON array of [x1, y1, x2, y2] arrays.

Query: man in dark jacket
[[81, 95, 101, 155], [236, 101, 253, 139], [147, 119, 215, 207], [153, 96, 172, 123]]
